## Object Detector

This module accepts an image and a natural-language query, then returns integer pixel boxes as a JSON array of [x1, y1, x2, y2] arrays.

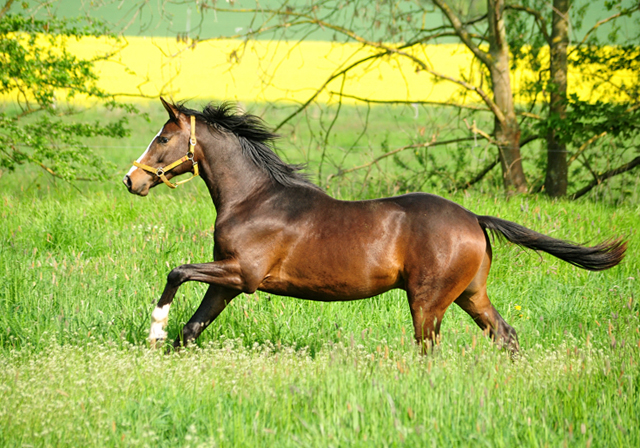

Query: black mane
[[174, 102, 313, 188]]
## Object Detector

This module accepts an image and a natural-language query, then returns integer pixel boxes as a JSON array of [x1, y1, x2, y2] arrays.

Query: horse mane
[[173, 102, 315, 189]]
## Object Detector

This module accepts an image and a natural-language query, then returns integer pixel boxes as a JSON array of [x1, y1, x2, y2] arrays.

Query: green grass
[[0, 102, 639, 447]]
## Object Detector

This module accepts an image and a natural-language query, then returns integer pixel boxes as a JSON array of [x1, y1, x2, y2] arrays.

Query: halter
[[132, 115, 199, 189]]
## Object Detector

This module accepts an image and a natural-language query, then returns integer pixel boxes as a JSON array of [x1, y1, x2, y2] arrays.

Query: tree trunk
[[545, 0, 569, 197], [487, 0, 528, 193]]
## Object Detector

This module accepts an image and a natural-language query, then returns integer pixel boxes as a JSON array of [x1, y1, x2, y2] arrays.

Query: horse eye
[[158, 136, 169, 144]]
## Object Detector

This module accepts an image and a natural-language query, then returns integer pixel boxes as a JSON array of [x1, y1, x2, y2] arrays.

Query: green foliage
[[541, 96, 640, 147], [554, 42, 640, 145], [0, 0, 138, 181]]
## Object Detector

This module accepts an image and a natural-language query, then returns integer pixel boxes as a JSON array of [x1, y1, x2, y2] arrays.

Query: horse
[[123, 98, 627, 354]]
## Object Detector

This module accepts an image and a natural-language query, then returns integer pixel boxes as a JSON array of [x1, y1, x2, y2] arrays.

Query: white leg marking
[[149, 303, 171, 347], [125, 127, 163, 178]]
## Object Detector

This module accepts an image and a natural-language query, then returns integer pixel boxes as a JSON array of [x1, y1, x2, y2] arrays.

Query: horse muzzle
[[123, 173, 151, 196]]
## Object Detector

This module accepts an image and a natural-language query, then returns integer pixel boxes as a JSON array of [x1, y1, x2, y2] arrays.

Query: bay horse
[[123, 98, 627, 353]]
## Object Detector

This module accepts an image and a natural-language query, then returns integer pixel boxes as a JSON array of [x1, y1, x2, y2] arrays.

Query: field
[[1, 103, 639, 447]]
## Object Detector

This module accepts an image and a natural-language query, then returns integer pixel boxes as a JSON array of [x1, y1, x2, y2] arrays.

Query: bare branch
[[0, 0, 15, 19], [331, 93, 543, 121], [328, 92, 492, 112], [420, 66, 507, 124], [505, 4, 551, 44], [410, 31, 490, 44], [319, 74, 347, 182], [571, 4, 640, 54], [454, 155, 500, 190], [209, 5, 505, 124], [431, 0, 494, 68], [520, 134, 542, 147], [518, 111, 543, 120], [568, 131, 607, 167], [570, 154, 640, 199], [273, 52, 386, 132], [464, 118, 498, 145], [209, 6, 403, 50], [326, 136, 477, 181], [418, 13, 488, 34]]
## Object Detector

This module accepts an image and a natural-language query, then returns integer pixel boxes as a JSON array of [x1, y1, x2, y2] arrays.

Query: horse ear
[[160, 97, 180, 122]]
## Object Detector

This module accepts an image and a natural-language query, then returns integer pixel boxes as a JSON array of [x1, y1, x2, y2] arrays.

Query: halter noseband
[[132, 115, 199, 189]]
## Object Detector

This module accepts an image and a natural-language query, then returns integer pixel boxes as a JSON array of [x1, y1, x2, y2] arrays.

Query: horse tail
[[476, 215, 627, 271]]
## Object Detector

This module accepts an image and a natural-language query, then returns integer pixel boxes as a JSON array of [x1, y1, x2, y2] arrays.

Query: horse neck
[[197, 131, 274, 211]]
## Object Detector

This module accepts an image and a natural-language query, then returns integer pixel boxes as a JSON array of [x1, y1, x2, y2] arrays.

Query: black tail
[[476, 215, 627, 271]]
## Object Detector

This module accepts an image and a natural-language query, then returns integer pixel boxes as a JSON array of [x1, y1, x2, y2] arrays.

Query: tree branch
[[454, 154, 500, 190], [431, 0, 493, 68], [418, 14, 488, 34], [505, 4, 551, 44], [326, 136, 477, 181], [210, 5, 505, 125], [0, 0, 15, 19], [1, 145, 94, 189], [570, 154, 640, 200], [420, 66, 507, 124], [571, 4, 640, 54], [273, 51, 386, 132], [567, 131, 607, 167], [328, 92, 492, 112], [464, 118, 499, 145], [330, 92, 543, 121], [520, 134, 542, 147], [412, 30, 490, 44]]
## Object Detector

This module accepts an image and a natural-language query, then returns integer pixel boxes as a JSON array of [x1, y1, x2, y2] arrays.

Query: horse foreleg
[[148, 259, 245, 348], [148, 283, 179, 348], [174, 285, 239, 348]]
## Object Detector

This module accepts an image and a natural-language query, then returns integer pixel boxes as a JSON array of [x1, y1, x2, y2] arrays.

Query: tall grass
[[0, 103, 638, 446]]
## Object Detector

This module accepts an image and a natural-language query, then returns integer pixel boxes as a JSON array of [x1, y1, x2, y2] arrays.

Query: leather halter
[[132, 115, 199, 189]]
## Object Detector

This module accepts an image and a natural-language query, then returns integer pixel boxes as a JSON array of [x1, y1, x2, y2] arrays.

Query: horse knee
[[167, 265, 189, 286]]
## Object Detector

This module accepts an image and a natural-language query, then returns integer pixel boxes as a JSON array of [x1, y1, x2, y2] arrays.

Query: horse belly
[[258, 240, 403, 301]]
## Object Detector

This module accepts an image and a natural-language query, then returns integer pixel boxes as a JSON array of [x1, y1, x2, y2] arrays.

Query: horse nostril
[[123, 175, 132, 190]]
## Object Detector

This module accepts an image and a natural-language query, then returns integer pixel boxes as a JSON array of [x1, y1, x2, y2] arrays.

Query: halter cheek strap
[[132, 115, 199, 189]]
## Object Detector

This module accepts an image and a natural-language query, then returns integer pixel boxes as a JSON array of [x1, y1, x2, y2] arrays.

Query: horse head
[[123, 98, 199, 196]]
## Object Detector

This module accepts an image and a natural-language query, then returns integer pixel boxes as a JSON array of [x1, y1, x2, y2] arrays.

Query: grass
[[0, 102, 639, 447]]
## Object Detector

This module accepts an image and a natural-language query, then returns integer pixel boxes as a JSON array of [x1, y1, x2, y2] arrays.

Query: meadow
[[0, 103, 639, 447]]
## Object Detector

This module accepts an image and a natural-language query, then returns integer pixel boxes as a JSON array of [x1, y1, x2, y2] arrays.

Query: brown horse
[[123, 99, 627, 353]]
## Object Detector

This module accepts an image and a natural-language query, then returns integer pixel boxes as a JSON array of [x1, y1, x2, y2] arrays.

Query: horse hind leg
[[173, 285, 239, 349], [405, 242, 489, 352], [454, 252, 519, 354]]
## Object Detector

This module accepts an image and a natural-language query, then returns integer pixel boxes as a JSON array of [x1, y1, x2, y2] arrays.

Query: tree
[[433, 0, 527, 192], [129, 0, 640, 198], [175, 0, 532, 193], [546, 0, 570, 197], [507, 0, 640, 198], [0, 0, 137, 183]]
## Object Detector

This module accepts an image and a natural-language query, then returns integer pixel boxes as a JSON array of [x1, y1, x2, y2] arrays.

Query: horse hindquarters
[[402, 209, 488, 351]]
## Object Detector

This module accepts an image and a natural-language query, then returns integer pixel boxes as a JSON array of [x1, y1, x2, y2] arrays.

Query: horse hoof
[[149, 337, 165, 349]]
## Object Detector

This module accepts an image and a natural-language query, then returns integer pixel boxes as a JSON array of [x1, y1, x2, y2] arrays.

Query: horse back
[[227, 190, 487, 301]]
